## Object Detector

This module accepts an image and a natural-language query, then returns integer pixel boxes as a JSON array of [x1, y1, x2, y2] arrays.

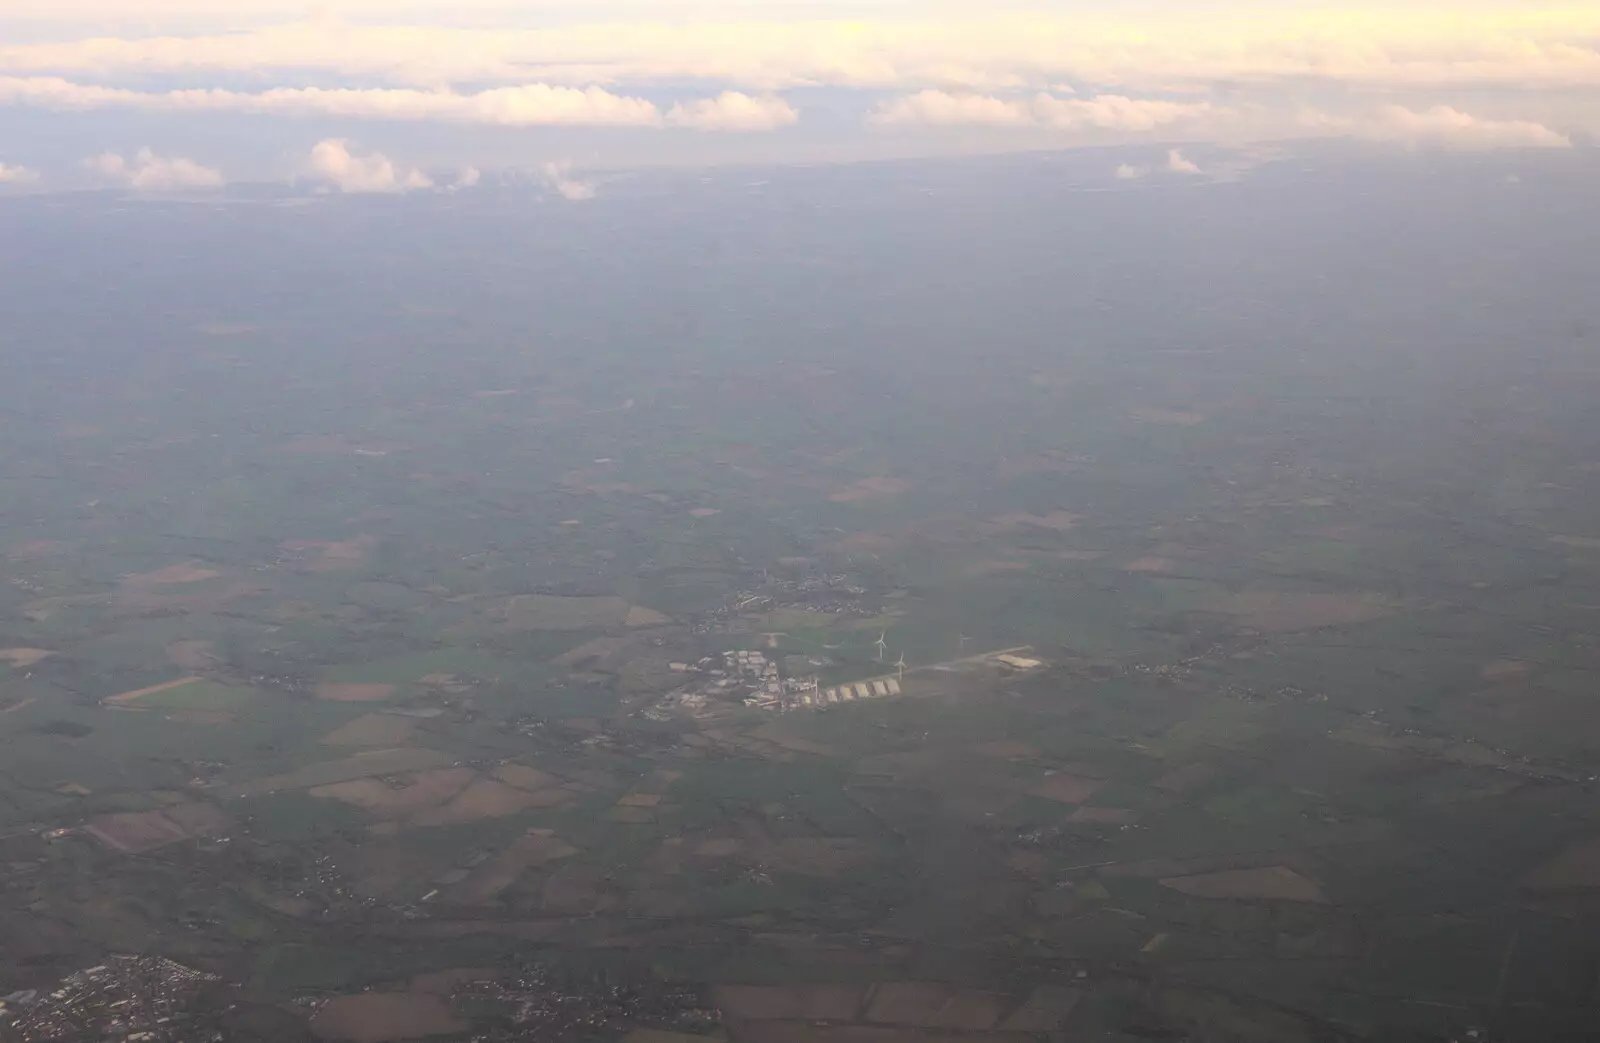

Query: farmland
[[3, 151, 1600, 1043]]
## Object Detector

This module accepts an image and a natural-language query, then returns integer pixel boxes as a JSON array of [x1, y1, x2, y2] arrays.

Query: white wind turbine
[[895, 651, 907, 681], [873, 630, 888, 662]]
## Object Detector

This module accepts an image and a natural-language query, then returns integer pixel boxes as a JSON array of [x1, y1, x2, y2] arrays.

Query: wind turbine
[[895, 651, 907, 681], [957, 633, 970, 656], [873, 630, 888, 662]]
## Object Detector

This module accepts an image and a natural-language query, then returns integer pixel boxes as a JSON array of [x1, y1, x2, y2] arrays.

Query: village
[[646, 643, 1048, 721]]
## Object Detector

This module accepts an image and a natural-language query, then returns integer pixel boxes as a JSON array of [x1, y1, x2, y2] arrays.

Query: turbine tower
[[895, 651, 907, 681], [873, 630, 888, 662]]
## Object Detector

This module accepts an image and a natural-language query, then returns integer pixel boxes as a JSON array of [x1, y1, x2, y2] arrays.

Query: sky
[[0, 1, 1595, 193]]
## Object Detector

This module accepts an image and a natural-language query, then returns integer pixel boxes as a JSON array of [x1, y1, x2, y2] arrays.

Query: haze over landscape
[[2, 3, 1599, 1043]]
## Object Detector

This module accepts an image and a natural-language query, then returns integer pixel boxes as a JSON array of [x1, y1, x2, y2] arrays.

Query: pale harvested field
[[1551, 534, 1600, 550], [1123, 556, 1177, 573], [492, 763, 561, 791], [1070, 807, 1138, 825], [964, 558, 1031, 577], [975, 740, 1040, 760], [122, 563, 220, 585], [1206, 591, 1396, 633], [409, 967, 506, 994], [540, 863, 617, 915], [0, 648, 54, 668], [309, 993, 467, 1043], [750, 722, 840, 757], [1131, 407, 1207, 426], [826, 531, 899, 554], [104, 676, 204, 705], [167, 710, 235, 726], [319, 713, 418, 747], [1152, 763, 1216, 793], [687, 507, 721, 518], [866, 983, 1007, 1030], [714, 984, 866, 1021], [281, 534, 377, 571], [6, 539, 62, 559], [696, 838, 746, 858], [766, 838, 872, 877], [493, 594, 633, 631], [1522, 835, 1600, 889], [997, 985, 1081, 1032], [607, 806, 655, 824], [625, 604, 673, 627], [450, 831, 579, 904], [84, 802, 232, 853], [1479, 659, 1532, 682], [1160, 865, 1327, 903], [985, 510, 1080, 533], [315, 682, 397, 702], [828, 476, 914, 502], [408, 778, 545, 827], [1029, 773, 1104, 804], [311, 768, 476, 819], [232, 747, 451, 796], [165, 640, 218, 671]]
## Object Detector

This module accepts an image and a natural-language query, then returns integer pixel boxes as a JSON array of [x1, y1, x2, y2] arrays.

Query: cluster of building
[[447, 967, 717, 1043], [1, 956, 225, 1042], [660, 650, 821, 715], [799, 676, 903, 707]]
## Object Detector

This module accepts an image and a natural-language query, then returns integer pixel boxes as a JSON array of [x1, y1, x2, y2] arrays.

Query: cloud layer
[[2, 9, 1597, 93], [870, 91, 1219, 132], [0, 77, 797, 130], [0, 4, 1590, 182], [1300, 104, 1572, 149]]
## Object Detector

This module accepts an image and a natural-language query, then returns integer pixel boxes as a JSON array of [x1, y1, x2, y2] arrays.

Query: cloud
[[1164, 148, 1202, 174], [451, 166, 481, 190], [1372, 104, 1572, 148], [868, 90, 1032, 128], [307, 139, 432, 193], [0, 77, 801, 131], [0, 160, 38, 183], [538, 160, 596, 201], [85, 148, 222, 189], [1114, 163, 1147, 180], [1302, 104, 1572, 149], [665, 91, 798, 131], [0, 77, 666, 127], [3, 10, 1599, 93], [870, 90, 1218, 132]]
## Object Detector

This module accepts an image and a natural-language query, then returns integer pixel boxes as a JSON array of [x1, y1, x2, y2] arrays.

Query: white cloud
[[1165, 148, 1202, 174], [85, 148, 222, 189], [0, 77, 800, 131], [0, 77, 667, 127], [868, 90, 1032, 127], [538, 160, 595, 201], [665, 91, 798, 131], [3, 10, 1599, 93], [1301, 104, 1572, 149], [451, 166, 481, 190], [0, 160, 38, 182], [1114, 163, 1147, 180], [870, 90, 1218, 132], [307, 139, 432, 193], [1372, 104, 1572, 148]]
